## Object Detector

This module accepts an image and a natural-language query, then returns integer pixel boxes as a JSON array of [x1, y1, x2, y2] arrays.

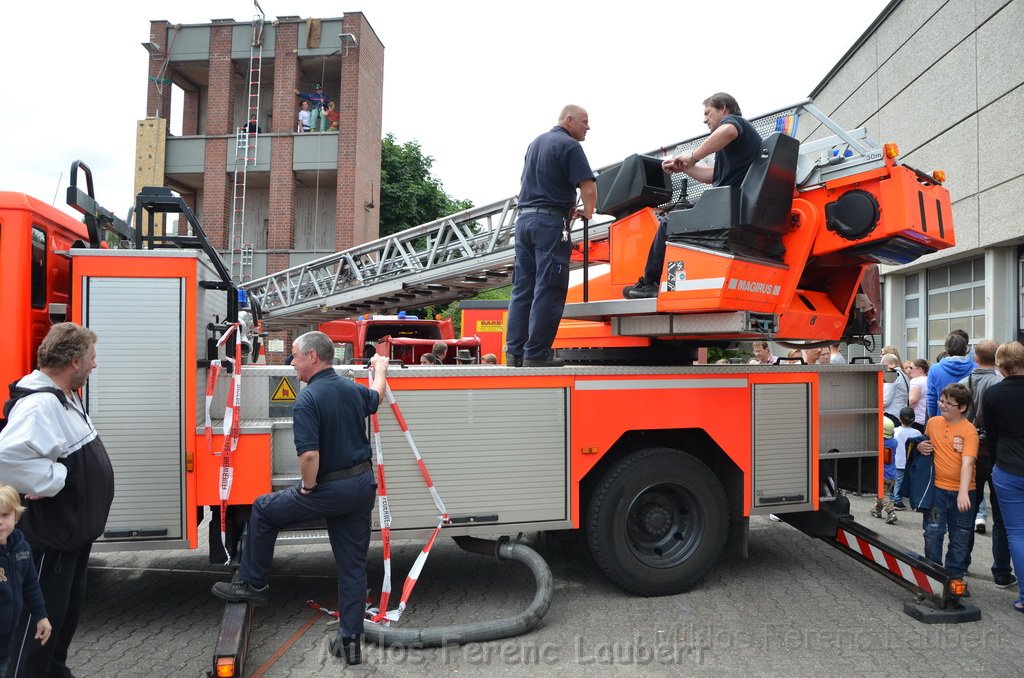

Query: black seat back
[[664, 132, 800, 260], [739, 132, 800, 234]]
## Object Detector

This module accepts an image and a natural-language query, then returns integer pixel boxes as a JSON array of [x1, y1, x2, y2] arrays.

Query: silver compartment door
[[85, 277, 185, 543], [375, 387, 569, 531], [752, 382, 813, 512]]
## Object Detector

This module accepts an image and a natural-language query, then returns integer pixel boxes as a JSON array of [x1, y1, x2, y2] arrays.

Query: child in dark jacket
[[0, 484, 51, 674]]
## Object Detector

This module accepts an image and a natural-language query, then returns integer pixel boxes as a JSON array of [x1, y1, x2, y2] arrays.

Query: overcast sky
[[1, 0, 889, 220]]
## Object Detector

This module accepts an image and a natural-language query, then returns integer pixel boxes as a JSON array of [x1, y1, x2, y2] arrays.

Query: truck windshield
[[333, 343, 354, 364]]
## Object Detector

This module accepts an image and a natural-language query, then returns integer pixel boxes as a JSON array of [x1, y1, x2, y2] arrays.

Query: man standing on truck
[[506, 104, 596, 368], [623, 93, 762, 299], [0, 322, 115, 678], [212, 331, 388, 666]]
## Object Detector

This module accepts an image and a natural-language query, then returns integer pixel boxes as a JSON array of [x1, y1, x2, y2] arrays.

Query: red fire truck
[[0, 104, 978, 677], [0, 162, 134, 426]]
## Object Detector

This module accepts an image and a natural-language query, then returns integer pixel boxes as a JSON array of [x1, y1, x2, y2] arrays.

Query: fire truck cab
[[319, 315, 481, 365]]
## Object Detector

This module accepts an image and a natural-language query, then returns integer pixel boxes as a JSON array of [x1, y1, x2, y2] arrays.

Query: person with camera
[[882, 353, 910, 426], [983, 342, 1024, 612]]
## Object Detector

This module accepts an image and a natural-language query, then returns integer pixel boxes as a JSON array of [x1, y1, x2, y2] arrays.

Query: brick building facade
[[140, 13, 384, 284]]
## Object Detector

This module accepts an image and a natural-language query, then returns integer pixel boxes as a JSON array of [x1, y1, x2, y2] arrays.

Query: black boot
[[329, 635, 362, 665], [622, 277, 658, 299]]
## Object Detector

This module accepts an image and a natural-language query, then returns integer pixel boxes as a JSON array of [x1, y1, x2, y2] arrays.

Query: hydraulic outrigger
[[783, 495, 980, 623]]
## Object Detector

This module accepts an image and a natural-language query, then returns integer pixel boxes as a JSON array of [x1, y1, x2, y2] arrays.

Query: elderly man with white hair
[[882, 352, 910, 425]]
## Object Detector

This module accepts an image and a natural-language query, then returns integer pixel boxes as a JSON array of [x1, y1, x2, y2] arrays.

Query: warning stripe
[[215, 325, 243, 565], [385, 384, 448, 520], [365, 368, 450, 626], [370, 410, 393, 617], [204, 360, 221, 453], [836, 528, 942, 595]]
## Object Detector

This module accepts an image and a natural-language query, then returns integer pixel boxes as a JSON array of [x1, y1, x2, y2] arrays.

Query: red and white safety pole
[[365, 368, 450, 626], [369, 396, 393, 618], [383, 382, 449, 520], [204, 360, 222, 453], [212, 323, 243, 564]]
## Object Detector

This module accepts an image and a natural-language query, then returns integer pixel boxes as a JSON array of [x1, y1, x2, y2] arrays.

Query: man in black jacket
[[982, 341, 1024, 602], [0, 323, 114, 677]]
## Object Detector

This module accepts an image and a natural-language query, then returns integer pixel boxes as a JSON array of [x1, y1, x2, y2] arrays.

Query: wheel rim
[[624, 481, 703, 568]]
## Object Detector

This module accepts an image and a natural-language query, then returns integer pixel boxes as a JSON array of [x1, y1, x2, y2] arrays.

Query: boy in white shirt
[[892, 406, 919, 509], [297, 100, 312, 132]]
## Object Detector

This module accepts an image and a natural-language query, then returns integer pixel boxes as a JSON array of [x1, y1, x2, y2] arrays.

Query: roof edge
[[809, 0, 902, 99]]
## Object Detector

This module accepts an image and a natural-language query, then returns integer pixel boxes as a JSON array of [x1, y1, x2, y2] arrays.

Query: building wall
[[338, 13, 385, 249], [811, 0, 1024, 361]]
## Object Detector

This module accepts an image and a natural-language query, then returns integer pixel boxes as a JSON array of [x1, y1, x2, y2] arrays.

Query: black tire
[[586, 447, 729, 596]]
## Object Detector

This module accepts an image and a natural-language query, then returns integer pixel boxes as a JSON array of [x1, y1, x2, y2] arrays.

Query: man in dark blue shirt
[[624, 93, 762, 299], [213, 331, 387, 665], [506, 105, 597, 368]]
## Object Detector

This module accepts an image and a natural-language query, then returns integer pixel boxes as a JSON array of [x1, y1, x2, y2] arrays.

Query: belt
[[518, 206, 571, 217], [321, 460, 372, 482]]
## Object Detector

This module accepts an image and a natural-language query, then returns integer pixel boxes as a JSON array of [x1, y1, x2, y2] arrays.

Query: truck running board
[[780, 495, 981, 624]]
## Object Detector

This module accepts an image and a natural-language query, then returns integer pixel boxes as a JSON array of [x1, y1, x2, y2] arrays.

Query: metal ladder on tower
[[228, 4, 266, 285]]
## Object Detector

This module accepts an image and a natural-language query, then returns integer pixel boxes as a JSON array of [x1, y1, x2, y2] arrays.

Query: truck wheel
[[586, 447, 728, 596]]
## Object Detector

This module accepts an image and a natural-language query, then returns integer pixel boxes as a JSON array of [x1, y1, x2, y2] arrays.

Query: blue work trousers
[[922, 487, 977, 578], [506, 213, 572, 360], [993, 465, 1024, 603], [240, 472, 377, 639], [642, 216, 669, 284]]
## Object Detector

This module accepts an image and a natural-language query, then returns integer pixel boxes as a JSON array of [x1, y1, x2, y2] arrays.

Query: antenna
[[52, 171, 63, 206]]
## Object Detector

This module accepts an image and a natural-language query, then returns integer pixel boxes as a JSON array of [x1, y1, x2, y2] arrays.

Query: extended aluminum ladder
[[228, 6, 265, 285], [242, 101, 878, 328], [241, 197, 613, 329]]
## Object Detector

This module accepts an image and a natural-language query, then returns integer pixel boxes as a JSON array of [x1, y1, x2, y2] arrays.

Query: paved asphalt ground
[[72, 492, 1023, 677]]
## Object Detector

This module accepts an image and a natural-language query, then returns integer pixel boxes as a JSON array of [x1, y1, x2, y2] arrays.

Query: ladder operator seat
[[664, 132, 800, 261]]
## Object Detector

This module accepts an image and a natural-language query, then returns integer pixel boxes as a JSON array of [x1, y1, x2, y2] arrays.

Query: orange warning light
[[883, 143, 900, 159], [949, 578, 967, 596], [215, 656, 236, 677], [932, 170, 947, 183]]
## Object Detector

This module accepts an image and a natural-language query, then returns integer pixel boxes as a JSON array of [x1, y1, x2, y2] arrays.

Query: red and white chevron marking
[[836, 528, 943, 595]]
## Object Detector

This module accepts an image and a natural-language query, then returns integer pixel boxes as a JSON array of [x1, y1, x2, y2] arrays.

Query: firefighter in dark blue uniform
[[505, 105, 597, 368], [213, 331, 388, 665]]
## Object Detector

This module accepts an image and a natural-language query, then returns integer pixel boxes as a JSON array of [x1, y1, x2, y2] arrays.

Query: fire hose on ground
[[363, 535, 553, 647]]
